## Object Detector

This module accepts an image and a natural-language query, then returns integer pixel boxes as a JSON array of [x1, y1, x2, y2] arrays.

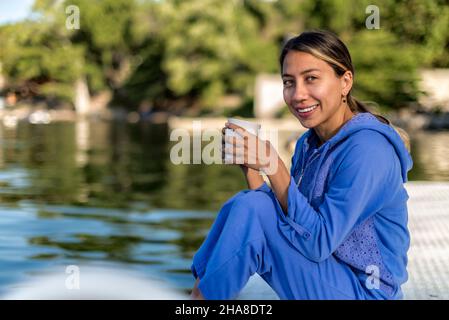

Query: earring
[[342, 95, 347, 103]]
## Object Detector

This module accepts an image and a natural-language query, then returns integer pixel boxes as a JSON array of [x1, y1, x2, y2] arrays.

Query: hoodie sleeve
[[277, 131, 399, 262]]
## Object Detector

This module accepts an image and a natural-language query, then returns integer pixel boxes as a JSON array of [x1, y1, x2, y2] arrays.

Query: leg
[[191, 188, 367, 300], [190, 189, 251, 298], [191, 188, 256, 280], [190, 278, 204, 300]]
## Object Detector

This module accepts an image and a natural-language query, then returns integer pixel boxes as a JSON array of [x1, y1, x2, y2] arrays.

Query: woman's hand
[[221, 122, 290, 214], [221, 122, 279, 175]]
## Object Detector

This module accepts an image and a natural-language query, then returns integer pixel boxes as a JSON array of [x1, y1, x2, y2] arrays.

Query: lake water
[[0, 120, 448, 297]]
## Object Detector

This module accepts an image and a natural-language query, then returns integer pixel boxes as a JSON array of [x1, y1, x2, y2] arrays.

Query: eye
[[305, 75, 317, 82], [283, 79, 293, 87]]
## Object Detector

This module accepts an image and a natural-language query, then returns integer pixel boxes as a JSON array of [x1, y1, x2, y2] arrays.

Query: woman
[[190, 30, 413, 300]]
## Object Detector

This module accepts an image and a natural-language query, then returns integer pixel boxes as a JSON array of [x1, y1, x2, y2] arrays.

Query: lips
[[296, 103, 319, 113]]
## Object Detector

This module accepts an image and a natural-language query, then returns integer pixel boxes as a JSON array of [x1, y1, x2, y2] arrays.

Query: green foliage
[[0, 3, 82, 101], [348, 30, 420, 109], [380, 0, 449, 67], [0, 0, 448, 113], [294, 0, 445, 110], [155, 0, 278, 109]]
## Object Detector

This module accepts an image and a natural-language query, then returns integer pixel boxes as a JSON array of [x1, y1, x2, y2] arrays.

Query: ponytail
[[348, 95, 411, 152]]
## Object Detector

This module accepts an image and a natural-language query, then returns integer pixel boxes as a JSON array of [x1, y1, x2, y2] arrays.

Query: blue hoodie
[[278, 112, 413, 299]]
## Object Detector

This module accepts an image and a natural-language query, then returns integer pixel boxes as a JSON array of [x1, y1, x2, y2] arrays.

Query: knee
[[230, 190, 275, 221]]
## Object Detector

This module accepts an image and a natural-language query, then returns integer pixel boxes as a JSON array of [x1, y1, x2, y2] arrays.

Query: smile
[[297, 103, 319, 113]]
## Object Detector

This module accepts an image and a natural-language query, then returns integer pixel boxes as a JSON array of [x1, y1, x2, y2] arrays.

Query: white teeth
[[297, 104, 319, 113]]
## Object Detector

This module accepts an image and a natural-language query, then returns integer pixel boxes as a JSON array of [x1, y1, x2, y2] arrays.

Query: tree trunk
[[74, 77, 91, 115], [0, 62, 5, 91]]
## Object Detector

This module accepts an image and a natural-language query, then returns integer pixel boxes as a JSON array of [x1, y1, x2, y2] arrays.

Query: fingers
[[223, 134, 245, 147], [222, 122, 257, 165], [222, 124, 246, 155], [222, 145, 244, 164], [223, 145, 244, 156], [225, 122, 252, 138], [225, 122, 241, 130], [222, 126, 254, 144], [224, 147, 245, 164]]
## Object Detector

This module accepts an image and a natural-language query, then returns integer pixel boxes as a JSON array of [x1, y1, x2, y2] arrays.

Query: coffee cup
[[224, 118, 261, 164]]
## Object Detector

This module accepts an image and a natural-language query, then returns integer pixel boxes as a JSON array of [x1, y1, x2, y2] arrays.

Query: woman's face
[[282, 51, 352, 134]]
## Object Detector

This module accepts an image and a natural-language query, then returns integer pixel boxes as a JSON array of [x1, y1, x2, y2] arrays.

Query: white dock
[[238, 181, 449, 300]]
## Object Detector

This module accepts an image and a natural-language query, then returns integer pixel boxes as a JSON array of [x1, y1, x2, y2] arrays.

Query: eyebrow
[[282, 68, 321, 78]]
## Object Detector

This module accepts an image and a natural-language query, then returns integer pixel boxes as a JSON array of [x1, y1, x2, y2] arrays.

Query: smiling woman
[[281, 32, 392, 146], [190, 30, 413, 300]]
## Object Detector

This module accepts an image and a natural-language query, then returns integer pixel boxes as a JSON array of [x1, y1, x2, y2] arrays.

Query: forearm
[[266, 156, 291, 215], [241, 166, 265, 190]]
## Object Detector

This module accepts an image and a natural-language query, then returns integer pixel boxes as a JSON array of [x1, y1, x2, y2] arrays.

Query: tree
[[1, 0, 448, 114], [294, 0, 449, 110], [0, 18, 84, 103]]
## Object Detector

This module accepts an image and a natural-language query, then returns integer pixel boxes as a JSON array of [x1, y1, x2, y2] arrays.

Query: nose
[[289, 81, 308, 103]]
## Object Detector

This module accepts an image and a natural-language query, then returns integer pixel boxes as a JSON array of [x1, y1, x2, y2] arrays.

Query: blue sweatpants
[[191, 183, 371, 300]]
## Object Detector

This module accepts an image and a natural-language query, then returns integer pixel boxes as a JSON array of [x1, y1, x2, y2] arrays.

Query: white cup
[[224, 118, 261, 164]]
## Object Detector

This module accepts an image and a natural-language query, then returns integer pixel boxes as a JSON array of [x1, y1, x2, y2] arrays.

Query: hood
[[305, 112, 413, 183]]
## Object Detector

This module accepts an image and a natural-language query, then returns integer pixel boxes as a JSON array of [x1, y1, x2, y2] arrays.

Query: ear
[[341, 70, 353, 96]]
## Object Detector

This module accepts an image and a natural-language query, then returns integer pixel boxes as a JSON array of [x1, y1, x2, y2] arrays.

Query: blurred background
[[0, 0, 448, 299]]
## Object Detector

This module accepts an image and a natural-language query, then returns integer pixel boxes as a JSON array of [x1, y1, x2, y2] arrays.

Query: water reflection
[[0, 120, 448, 296], [409, 131, 449, 181], [0, 119, 245, 295]]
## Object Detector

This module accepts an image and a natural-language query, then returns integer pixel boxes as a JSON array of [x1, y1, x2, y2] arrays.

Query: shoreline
[[2, 106, 449, 132]]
